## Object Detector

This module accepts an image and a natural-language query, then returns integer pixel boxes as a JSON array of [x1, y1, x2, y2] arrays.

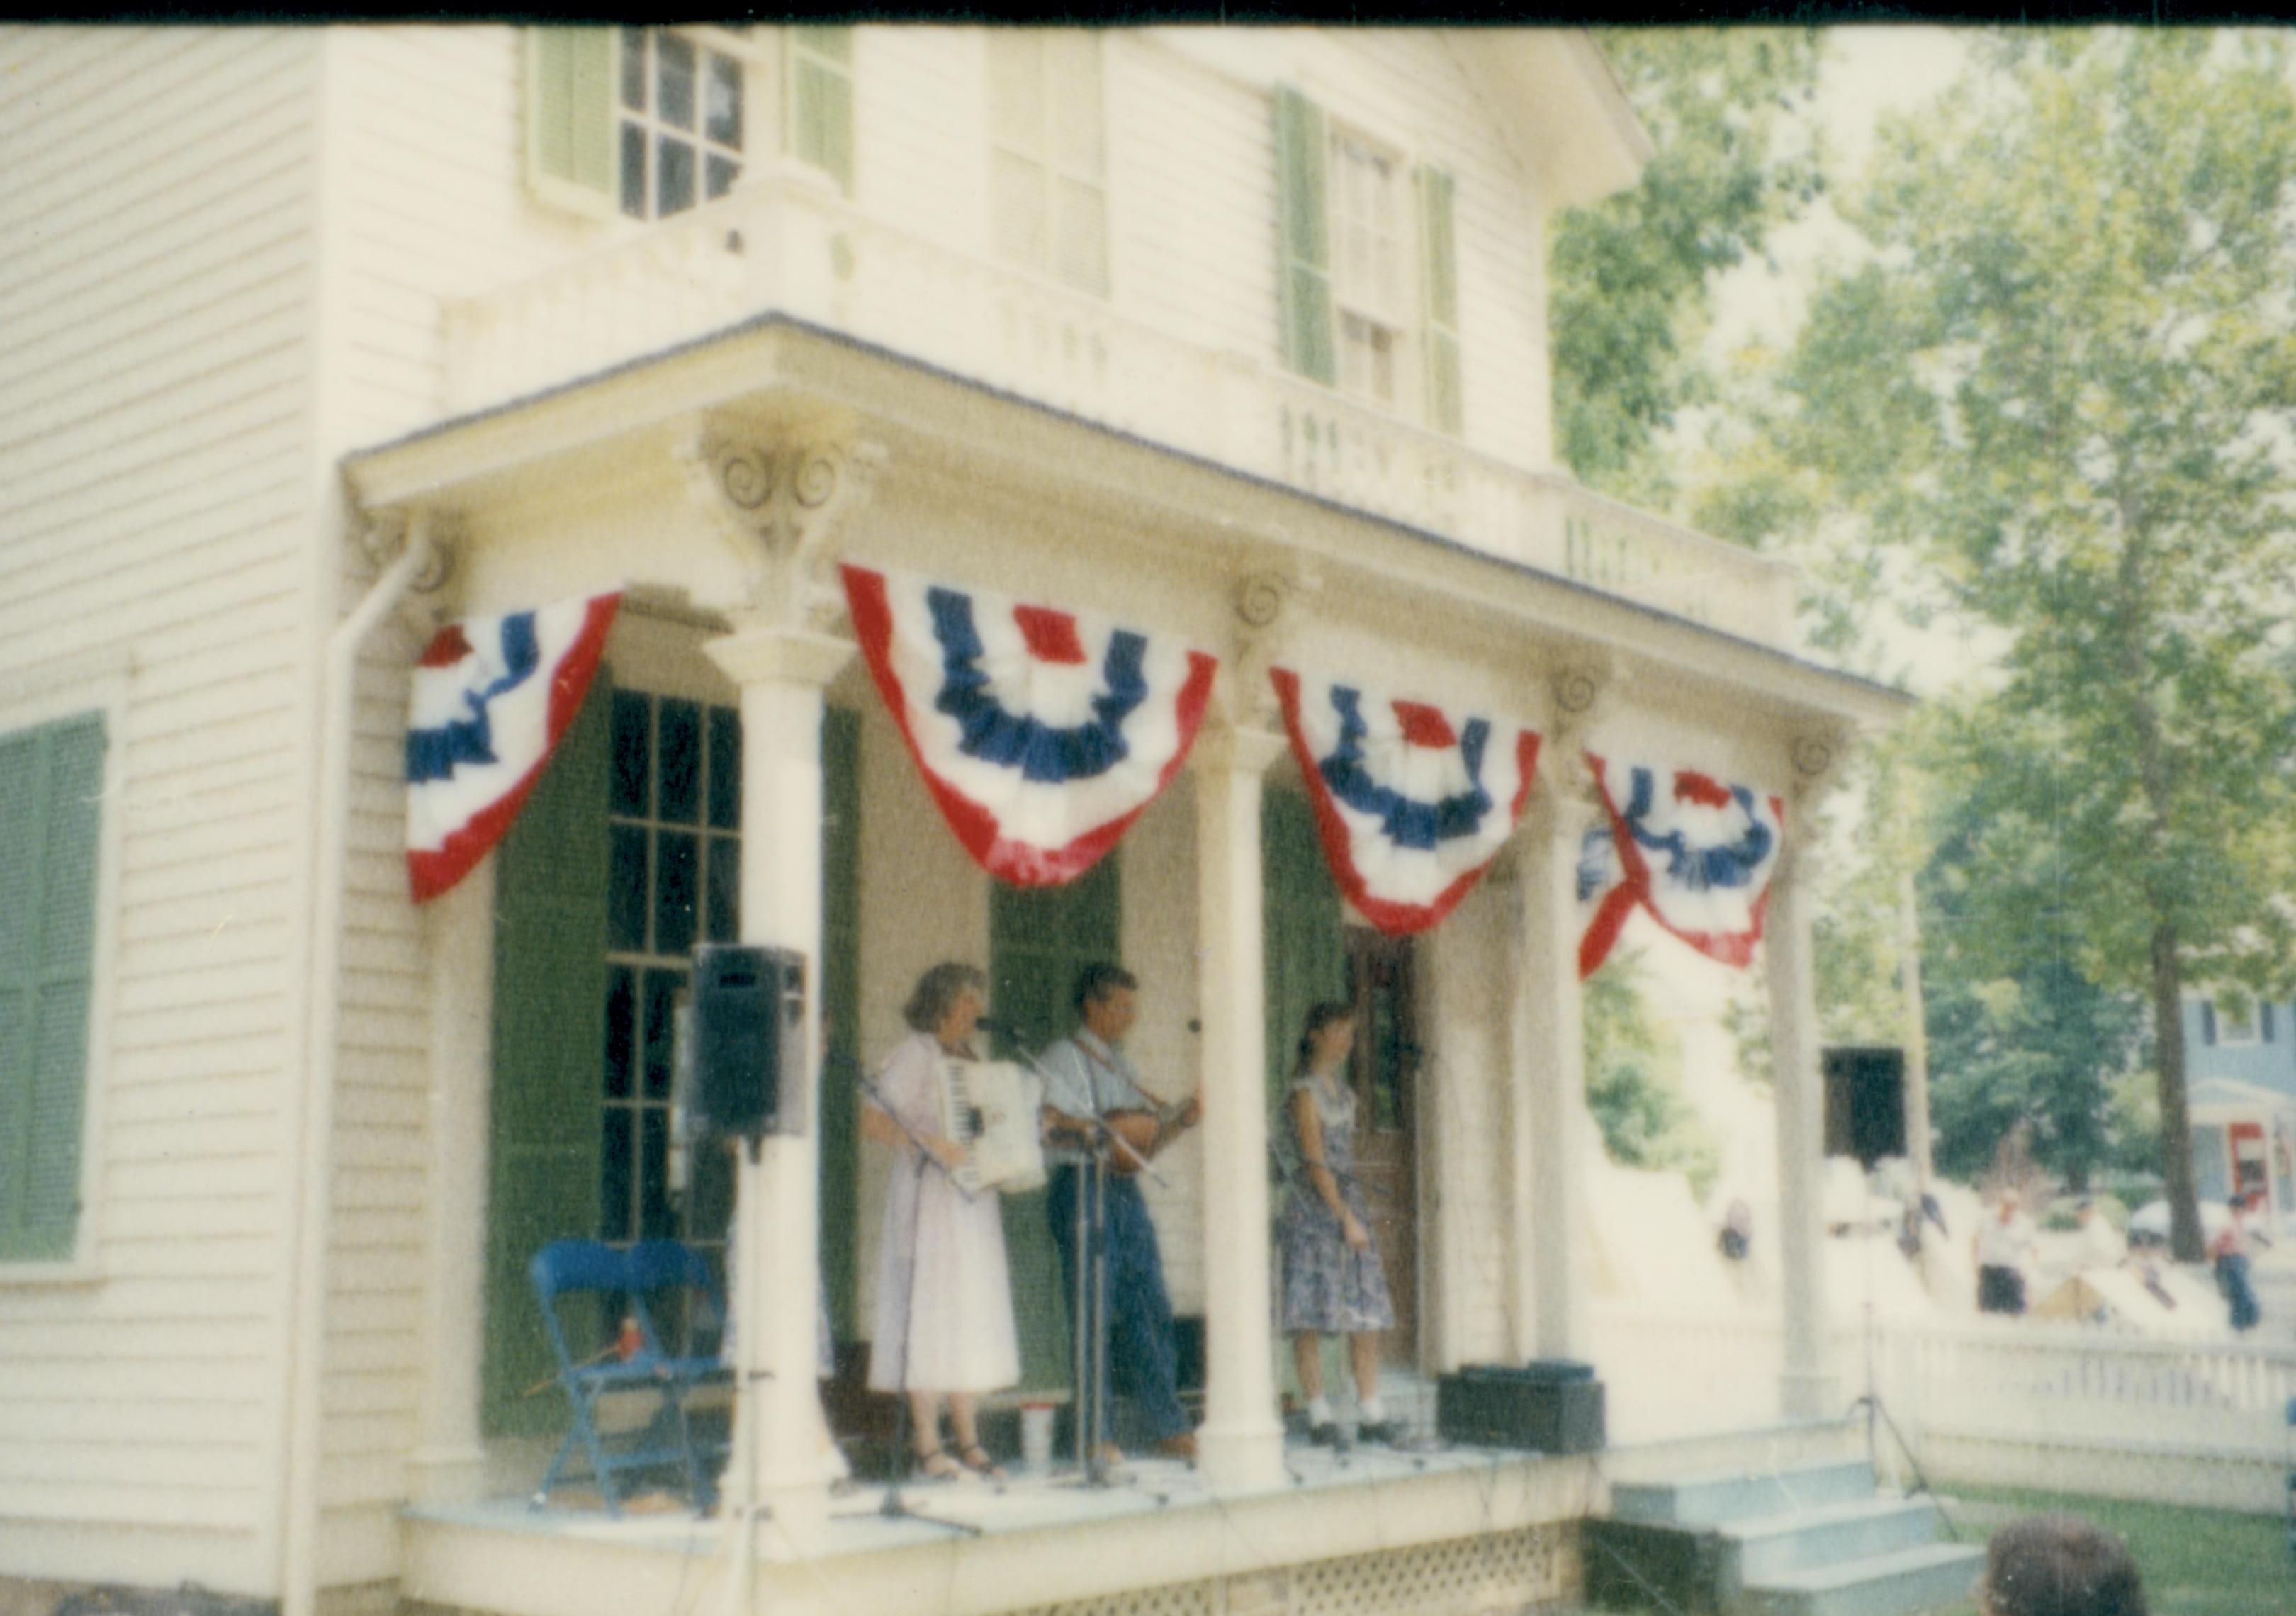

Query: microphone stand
[[841, 1065, 983, 1537]]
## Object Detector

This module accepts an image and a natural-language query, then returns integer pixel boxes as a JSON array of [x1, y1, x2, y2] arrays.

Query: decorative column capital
[[703, 624, 855, 692], [1784, 722, 1857, 809], [676, 415, 886, 631], [1194, 719, 1289, 780], [1543, 651, 1621, 755], [1223, 558, 1322, 731]]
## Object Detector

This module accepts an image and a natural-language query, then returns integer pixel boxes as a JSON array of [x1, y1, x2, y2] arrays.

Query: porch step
[[1742, 1542, 1985, 1616], [1723, 1496, 1948, 1591], [1609, 1459, 1876, 1529]]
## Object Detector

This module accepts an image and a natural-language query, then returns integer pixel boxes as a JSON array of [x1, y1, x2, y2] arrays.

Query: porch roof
[[342, 311, 1914, 735]]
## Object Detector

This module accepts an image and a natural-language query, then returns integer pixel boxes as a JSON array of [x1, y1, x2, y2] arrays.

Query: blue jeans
[[2217, 1253, 2261, 1332], [1048, 1167, 1191, 1442]]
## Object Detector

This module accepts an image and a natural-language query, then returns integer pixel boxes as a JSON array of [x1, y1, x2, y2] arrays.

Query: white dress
[[866, 1031, 1022, 1394]]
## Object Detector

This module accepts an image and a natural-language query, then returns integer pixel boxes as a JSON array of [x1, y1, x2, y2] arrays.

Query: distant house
[[0, 23, 1907, 1616], [2181, 992, 2296, 1224]]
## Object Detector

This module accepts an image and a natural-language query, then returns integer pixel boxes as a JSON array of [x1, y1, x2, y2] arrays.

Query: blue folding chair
[[628, 1238, 733, 1488], [529, 1238, 721, 1515]]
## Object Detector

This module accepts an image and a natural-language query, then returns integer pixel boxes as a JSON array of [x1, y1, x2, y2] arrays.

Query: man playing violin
[[1039, 962, 1203, 1466]]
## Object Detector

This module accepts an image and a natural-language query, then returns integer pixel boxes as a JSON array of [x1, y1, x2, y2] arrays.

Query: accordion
[[938, 1057, 1047, 1195]]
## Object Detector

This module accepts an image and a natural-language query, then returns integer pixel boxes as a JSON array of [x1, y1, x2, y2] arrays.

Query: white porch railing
[[442, 165, 1798, 647], [1592, 1299, 2296, 1515]]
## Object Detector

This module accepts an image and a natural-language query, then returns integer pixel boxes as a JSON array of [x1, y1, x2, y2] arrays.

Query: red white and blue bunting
[[1270, 666, 1541, 936], [1576, 753, 1784, 977], [842, 563, 1218, 887], [405, 590, 621, 904]]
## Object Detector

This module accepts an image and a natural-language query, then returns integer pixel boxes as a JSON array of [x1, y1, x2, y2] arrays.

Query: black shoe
[[1308, 1420, 1349, 1450], [1355, 1419, 1400, 1447]]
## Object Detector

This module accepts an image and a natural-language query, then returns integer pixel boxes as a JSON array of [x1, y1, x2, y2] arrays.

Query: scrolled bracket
[[1227, 561, 1321, 729], [679, 427, 886, 629], [356, 507, 460, 639]]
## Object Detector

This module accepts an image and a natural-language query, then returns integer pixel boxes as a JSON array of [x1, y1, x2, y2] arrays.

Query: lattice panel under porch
[[998, 1521, 1575, 1616]]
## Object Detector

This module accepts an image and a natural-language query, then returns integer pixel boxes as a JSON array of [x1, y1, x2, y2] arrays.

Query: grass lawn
[[1929, 1486, 2292, 1616]]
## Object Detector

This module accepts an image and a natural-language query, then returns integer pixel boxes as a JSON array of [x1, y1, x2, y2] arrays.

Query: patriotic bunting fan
[[1577, 753, 1784, 978], [842, 563, 1217, 887], [405, 590, 621, 904], [1270, 666, 1541, 936]]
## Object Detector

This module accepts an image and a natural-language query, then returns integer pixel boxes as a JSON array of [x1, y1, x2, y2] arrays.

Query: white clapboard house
[[0, 24, 1910, 1616]]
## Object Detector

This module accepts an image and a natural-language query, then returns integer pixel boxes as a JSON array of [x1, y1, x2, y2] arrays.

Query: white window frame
[[1325, 117, 1413, 411], [2214, 994, 2261, 1046], [613, 25, 767, 223], [985, 28, 1113, 298], [0, 649, 130, 1286]]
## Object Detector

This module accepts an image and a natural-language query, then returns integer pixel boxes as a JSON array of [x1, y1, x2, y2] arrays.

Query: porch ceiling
[[341, 313, 1914, 736]]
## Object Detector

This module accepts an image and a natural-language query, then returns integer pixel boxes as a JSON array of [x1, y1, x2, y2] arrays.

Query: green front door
[[987, 853, 1122, 1392]]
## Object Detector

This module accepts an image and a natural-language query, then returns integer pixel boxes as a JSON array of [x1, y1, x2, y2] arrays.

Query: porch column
[[704, 625, 854, 1548], [1768, 834, 1838, 1418], [409, 856, 494, 1503], [1193, 721, 1290, 1493], [1510, 782, 1601, 1363]]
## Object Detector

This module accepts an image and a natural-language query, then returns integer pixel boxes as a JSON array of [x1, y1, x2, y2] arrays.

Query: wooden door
[[1345, 928, 1419, 1366]]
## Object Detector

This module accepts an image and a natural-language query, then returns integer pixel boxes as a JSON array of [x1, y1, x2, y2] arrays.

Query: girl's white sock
[[1358, 1394, 1387, 1423], [1307, 1395, 1334, 1425]]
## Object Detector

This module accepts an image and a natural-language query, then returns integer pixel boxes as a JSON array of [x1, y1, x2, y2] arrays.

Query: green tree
[[1773, 33, 2296, 1257], [1917, 703, 2150, 1189], [1551, 29, 1825, 503], [1585, 947, 1721, 1201]]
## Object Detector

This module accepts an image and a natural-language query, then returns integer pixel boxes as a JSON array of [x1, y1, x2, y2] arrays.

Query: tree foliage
[[1585, 948, 1722, 1202], [1755, 32, 2296, 1255], [1551, 29, 1825, 503]]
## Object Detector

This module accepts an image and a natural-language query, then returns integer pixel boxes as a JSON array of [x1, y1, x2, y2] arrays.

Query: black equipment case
[[1436, 1359, 1606, 1454]]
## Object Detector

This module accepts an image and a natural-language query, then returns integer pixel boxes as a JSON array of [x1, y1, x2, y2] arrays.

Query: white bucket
[[1020, 1402, 1056, 1471]]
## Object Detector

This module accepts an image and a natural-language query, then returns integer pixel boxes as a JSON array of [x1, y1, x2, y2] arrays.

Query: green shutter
[[791, 26, 855, 194], [1273, 85, 1335, 385], [0, 715, 104, 1262], [1419, 165, 1462, 435], [482, 671, 614, 1437], [818, 705, 863, 1344], [989, 853, 1121, 1393], [526, 27, 616, 218], [1261, 787, 1346, 1110]]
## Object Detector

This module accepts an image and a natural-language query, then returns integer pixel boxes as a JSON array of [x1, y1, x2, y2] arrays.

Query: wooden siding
[[0, 23, 324, 1589]]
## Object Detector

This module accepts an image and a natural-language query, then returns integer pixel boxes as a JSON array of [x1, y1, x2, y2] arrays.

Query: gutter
[[277, 516, 436, 1616]]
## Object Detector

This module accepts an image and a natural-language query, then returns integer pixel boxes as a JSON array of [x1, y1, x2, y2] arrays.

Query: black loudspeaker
[[1436, 1362, 1606, 1454], [692, 944, 807, 1140], [1823, 1045, 1906, 1167]]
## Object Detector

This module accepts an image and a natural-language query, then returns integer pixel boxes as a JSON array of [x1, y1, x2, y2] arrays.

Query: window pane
[[609, 825, 650, 951], [1053, 176, 1106, 294], [707, 706, 741, 829], [707, 52, 743, 150], [640, 1109, 673, 1239], [643, 968, 682, 1099], [706, 836, 741, 943], [619, 121, 647, 219], [992, 150, 1046, 269], [707, 154, 740, 201], [658, 33, 695, 130], [619, 27, 647, 111], [988, 32, 1042, 155], [611, 691, 651, 817], [604, 965, 636, 1100], [658, 138, 696, 216], [601, 1109, 634, 1242], [658, 699, 702, 824], [655, 830, 699, 955]]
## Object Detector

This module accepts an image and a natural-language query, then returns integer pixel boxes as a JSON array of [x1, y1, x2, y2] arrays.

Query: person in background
[[1275, 1001, 1398, 1449], [2074, 1198, 2126, 1272], [1977, 1513, 2147, 1616], [860, 962, 1020, 1481], [2210, 1194, 2266, 1333], [1974, 1191, 2036, 1316], [1718, 1198, 1753, 1263]]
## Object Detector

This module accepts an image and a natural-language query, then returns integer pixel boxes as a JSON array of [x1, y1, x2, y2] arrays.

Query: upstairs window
[[617, 28, 747, 220], [1273, 85, 1461, 434], [527, 26, 852, 221], [988, 29, 1108, 296]]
